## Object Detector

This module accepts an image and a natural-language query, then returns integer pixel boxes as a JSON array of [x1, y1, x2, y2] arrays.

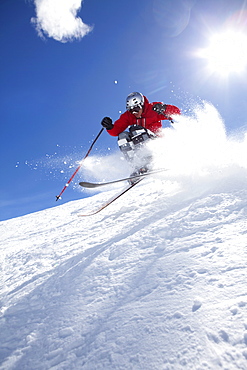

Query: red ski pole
[[56, 128, 104, 201]]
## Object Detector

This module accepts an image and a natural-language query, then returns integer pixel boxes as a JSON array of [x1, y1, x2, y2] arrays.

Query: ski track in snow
[[1, 103, 247, 369]]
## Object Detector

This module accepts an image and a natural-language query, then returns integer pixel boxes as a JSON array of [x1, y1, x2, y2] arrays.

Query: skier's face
[[131, 107, 143, 118]]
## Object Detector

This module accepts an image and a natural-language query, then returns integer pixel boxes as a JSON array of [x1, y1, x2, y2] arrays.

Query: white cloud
[[31, 0, 93, 43]]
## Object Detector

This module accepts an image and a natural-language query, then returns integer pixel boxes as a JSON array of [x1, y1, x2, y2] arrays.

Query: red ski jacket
[[107, 96, 180, 136]]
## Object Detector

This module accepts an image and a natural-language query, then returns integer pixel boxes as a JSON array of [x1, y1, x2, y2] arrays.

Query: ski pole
[[56, 127, 104, 201]]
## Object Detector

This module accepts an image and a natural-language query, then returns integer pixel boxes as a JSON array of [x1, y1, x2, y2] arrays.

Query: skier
[[101, 92, 180, 183]]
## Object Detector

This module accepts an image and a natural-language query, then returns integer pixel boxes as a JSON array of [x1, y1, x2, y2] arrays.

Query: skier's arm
[[152, 103, 180, 121], [105, 112, 133, 137], [164, 104, 180, 120]]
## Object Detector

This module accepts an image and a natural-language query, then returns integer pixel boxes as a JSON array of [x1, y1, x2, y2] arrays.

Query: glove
[[152, 103, 167, 115], [101, 117, 113, 130]]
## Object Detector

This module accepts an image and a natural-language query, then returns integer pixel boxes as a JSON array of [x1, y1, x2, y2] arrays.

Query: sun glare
[[199, 30, 247, 77]]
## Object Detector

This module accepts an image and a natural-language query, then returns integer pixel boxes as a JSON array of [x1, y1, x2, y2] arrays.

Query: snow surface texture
[[1, 102, 247, 369]]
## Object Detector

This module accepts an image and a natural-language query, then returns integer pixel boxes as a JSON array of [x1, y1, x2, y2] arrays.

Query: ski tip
[[79, 181, 100, 188]]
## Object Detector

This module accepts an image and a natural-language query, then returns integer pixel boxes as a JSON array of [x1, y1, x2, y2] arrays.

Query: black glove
[[152, 103, 167, 115], [101, 117, 113, 130]]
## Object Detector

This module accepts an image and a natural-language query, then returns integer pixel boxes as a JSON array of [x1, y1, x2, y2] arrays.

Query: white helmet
[[126, 92, 144, 111]]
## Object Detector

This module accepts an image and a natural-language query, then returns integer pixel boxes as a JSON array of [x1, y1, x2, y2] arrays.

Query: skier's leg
[[117, 131, 135, 162], [117, 130, 145, 184], [129, 125, 151, 146], [118, 126, 156, 184], [128, 125, 154, 172]]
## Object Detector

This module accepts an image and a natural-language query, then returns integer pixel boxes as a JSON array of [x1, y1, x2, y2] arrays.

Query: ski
[[77, 178, 142, 217], [79, 168, 167, 189]]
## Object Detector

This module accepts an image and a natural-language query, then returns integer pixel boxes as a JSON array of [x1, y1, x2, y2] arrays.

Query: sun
[[199, 30, 247, 77]]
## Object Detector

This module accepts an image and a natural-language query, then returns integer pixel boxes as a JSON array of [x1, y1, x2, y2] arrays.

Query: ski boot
[[128, 166, 149, 185]]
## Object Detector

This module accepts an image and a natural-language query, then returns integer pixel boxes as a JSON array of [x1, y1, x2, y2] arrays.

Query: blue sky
[[1, 0, 247, 221]]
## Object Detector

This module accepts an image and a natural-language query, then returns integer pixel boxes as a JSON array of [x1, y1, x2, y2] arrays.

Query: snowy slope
[[1, 103, 247, 370]]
